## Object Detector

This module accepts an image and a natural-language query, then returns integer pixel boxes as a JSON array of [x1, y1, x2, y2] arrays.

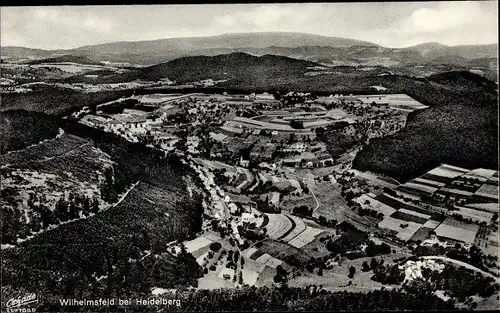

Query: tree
[[362, 261, 370, 272], [209, 242, 222, 252], [55, 197, 69, 222], [82, 197, 91, 217], [348, 266, 356, 278], [91, 197, 100, 214]]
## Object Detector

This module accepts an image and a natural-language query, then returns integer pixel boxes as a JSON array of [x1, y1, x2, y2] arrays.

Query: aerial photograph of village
[[0, 2, 499, 312]]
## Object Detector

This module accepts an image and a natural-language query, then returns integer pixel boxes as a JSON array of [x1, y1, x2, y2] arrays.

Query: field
[[281, 215, 307, 242], [313, 181, 375, 232], [375, 194, 431, 216], [475, 183, 499, 200], [390, 211, 428, 224], [31, 63, 120, 74], [420, 173, 455, 184], [465, 202, 498, 213], [453, 206, 494, 224], [184, 236, 214, 258], [264, 213, 293, 239], [413, 177, 446, 188], [354, 194, 397, 216], [434, 218, 480, 244], [422, 220, 442, 229], [378, 216, 423, 241], [401, 182, 438, 194], [467, 168, 498, 179], [252, 239, 312, 266], [355, 94, 429, 111], [287, 226, 324, 248], [287, 253, 407, 292], [398, 208, 431, 220], [409, 227, 434, 242], [427, 165, 468, 178]]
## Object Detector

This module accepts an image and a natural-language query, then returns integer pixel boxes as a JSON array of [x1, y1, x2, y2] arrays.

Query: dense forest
[[34, 285, 458, 312], [352, 71, 499, 181], [1, 117, 204, 311], [0, 110, 60, 153], [0, 86, 133, 116]]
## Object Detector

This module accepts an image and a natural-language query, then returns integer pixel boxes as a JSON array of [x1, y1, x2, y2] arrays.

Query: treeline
[[168, 286, 455, 312], [97, 98, 140, 114]]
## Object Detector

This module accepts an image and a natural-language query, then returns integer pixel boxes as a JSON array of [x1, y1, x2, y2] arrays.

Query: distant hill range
[[25, 55, 103, 66], [65, 52, 320, 85], [1, 32, 497, 68]]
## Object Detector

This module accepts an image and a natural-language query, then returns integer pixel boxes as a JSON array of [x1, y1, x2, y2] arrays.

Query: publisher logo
[[5, 293, 38, 313]]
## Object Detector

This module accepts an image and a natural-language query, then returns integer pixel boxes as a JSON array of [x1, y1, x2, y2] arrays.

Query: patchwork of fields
[[354, 164, 498, 245], [263, 213, 325, 248]]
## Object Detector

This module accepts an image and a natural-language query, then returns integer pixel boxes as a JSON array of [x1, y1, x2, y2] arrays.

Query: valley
[[1, 26, 498, 312]]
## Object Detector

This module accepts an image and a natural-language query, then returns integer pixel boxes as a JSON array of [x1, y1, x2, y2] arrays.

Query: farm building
[[434, 218, 479, 245], [260, 192, 281, 207], [398, 259, 445, 282], [242, 213, 256, 224], [282, 143, 307, 153], [209, 132, 228, 143]]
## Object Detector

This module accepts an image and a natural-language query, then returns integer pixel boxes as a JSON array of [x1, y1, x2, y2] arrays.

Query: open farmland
[[252, 239, 312, 267], [390, 211, 428, 224], [401, 182, 438, 194], [264, 213, 293, 239], [281, 215, 307, 242], [475, 183, 499, 200], [378, 216, 423, 241], [465, 202, 499, 213], [355, 94, 429, 111], [375, 194, 432, 216], [31, 63, 124, 74], [453, 206, 494, 224], [287, 226, 324, 248], [354, 194, 397, 216], [433, 218, 480, 245], [184, 236, 214, 258], [288, 253, 407, 292]]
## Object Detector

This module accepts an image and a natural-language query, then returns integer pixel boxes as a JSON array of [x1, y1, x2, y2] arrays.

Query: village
[[68, 90, 499, 298]]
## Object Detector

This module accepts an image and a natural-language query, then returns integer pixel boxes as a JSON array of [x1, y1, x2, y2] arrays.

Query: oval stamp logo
[[5, 293, 38, 313]]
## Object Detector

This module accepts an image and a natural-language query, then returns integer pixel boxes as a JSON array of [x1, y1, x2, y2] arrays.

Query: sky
[[1, 2, 498, 50]]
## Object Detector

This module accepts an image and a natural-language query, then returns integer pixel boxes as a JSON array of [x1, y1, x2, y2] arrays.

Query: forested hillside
[[353, 71, 498, 181]]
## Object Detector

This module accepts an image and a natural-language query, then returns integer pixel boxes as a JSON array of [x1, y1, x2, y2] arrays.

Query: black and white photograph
[[0, 1, 499, 312]]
